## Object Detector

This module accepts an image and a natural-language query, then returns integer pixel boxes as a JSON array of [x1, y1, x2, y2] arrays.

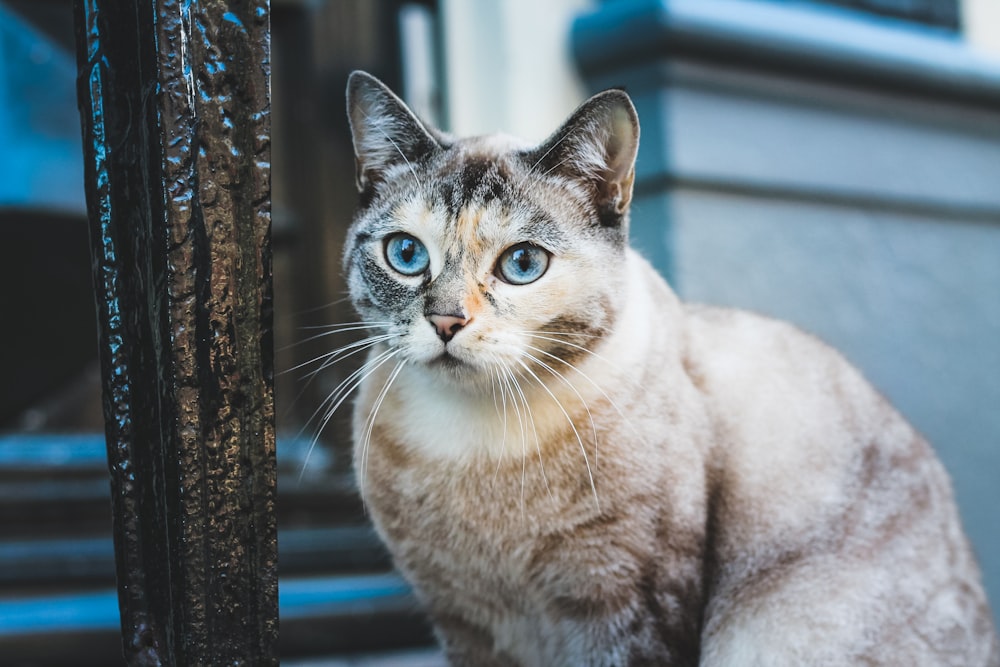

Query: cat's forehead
[[453, 133, 534, 154], [396, 181, 562, 259], [429, 134, 531, 201]]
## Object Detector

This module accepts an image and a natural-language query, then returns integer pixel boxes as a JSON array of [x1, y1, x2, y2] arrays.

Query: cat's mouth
[[428, 349, 467, 369]]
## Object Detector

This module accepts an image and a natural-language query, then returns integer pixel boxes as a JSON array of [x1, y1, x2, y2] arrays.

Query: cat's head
[[343, 71, 639, 389]]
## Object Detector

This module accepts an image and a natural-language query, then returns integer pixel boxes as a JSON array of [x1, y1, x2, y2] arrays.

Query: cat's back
[[676, 303, 998, 665]]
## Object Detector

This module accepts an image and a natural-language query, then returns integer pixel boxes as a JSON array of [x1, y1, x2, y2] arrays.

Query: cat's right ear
[[346, 71, 440, 193]]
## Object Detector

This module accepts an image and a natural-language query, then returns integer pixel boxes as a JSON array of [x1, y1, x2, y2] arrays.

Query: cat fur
[[341, 70, 999, 667]]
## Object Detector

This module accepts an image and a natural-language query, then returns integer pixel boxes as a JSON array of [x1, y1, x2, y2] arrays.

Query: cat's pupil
[[515, 249, 531, 271], [400, 239, 415, 263]]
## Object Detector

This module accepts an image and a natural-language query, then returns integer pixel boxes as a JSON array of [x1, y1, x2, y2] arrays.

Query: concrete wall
[[964, 0, 1000, 57], [575, 0, 1000, 625], [439, 0, 592, 141]]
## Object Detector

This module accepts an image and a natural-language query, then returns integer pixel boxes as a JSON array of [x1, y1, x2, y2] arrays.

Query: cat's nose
[[427, 313, 469, 343]]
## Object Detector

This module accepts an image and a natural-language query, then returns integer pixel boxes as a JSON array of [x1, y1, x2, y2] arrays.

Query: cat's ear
[[346, 70, 441, 192], [529, 89, 639, 227]]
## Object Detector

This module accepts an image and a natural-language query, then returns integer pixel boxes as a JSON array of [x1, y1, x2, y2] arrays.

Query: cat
[[335, 70, 999, 666]]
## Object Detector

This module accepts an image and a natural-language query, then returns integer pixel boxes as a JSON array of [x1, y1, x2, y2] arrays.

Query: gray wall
[[576, 0, 1000, 625]]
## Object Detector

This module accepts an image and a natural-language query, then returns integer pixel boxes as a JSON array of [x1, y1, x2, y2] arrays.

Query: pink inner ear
[[604, 105, 639, 183]]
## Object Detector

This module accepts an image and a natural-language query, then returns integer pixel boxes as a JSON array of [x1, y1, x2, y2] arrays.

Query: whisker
[[494, 356, 527, 457], [278, 334, 392, 424], [316, 347, 399, 430], [298, 321, 393, 332], [536, 156, 572, 181], [286, 335, 394, 422], [497, 363, 529, 512], [359, 359, 407, 504], [486, 357, 507, 463], [282, 333, 393, 376], [517, 359, 599, 510], [488, 355, 512, 484], [503, 363, 553, 509], [294, 321, 391, 337], [293, 293, 354, 316], [522, 349, 599, 456], [300, 335, 395, 381], [522, 341, 649, 445], [297, 347, 399, 482], [517, 130, 574, 191], [516, 329, 602, 339], [519, 332, 619, 369], [278, 321, 390, 355]]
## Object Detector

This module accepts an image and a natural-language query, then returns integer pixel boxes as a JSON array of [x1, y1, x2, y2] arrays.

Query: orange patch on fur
[[455, 207, 486, 255], [464, 284, 485, 319]]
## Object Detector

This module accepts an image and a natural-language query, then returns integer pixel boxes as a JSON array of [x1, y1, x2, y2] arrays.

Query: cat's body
[[340, 71, 998, 666]]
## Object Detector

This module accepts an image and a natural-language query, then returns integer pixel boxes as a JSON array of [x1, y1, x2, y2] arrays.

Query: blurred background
[[0, 0, 997, 663]]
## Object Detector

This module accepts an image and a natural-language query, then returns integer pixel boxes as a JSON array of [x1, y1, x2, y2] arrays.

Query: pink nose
[[427, 314, 469, 343]]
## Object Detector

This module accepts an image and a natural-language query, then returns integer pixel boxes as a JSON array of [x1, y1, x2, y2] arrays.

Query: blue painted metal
[[571, 0, 1000, 283], [0, 434, 108, 469], [811, 0, 959, 30], [0, 433, 328, 471], [573, 0, 1000, 106], [0, 5, 84, 214], [0, 590, 120, 636], [0, 574, 413, 636], [278, 574, 414, 619]]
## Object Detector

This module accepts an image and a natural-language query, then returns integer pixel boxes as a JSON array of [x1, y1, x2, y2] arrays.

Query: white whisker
[[292, 294, 354, 317], [522, 349, 599, 456], [517, 358, 599, 510], [521, 339, 648, 446], [517, 130, 574, 191], [284, 333, 393, 377], [297, 346, 399, 482], [521, 329, 601, 339], [487, 356, 509, 480], [359, 358, 407, 504], [279, 320, 391, 353], [298, 321, 392, 332], [520, 332, 616, 366], [280, 334, 393, 422], [503, 363, 553, 510]]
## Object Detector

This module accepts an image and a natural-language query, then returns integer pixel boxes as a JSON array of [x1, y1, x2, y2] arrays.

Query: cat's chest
[[362, 425, 613, 595]]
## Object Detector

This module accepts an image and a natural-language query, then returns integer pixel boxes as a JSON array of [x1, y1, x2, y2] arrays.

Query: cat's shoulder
[[677, 301, 884, 427], [682, 301, 846, 379]]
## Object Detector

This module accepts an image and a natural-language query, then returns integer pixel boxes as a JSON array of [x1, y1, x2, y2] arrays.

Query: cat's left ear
[[346, 70, 442, 193], [529, 89, 639, 227]]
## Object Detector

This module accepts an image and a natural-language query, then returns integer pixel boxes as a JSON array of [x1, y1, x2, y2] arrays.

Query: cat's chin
[[427, 350, 467, 371], [421, 350, 493, 390]]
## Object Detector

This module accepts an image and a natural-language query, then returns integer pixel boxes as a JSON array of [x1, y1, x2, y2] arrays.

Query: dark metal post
[[73, 1, 277, 664]]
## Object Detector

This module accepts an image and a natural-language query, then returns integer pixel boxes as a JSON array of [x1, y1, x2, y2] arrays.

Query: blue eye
[[496, 243, 550, 285], [384, 233, 430, 276]]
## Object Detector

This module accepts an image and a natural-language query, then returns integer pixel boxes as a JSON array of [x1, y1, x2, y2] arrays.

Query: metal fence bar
[[73, 1, 277, 664]]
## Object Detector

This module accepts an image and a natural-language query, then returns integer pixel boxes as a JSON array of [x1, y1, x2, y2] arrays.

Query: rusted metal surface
[[73, 0, 277, 664]]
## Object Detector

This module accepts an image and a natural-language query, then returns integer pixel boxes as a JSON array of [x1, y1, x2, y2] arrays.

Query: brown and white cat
[[337, 70, 999, 666]]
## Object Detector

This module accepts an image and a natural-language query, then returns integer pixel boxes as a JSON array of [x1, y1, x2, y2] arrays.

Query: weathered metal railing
[[73, 0, 278, 664]]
